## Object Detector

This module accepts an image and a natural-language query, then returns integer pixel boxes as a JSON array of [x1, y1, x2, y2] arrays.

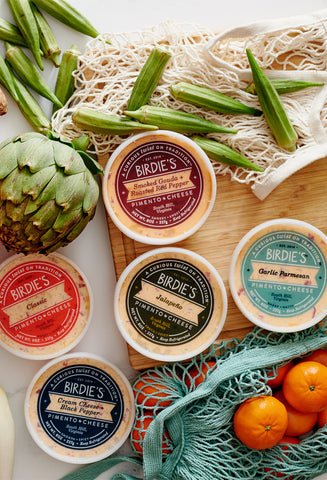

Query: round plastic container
[[102, 130, 217, 245], [0, 253, 93, 359], [114, 247, 227, 362], [24, 352, 135, 464], [229, 218, 327, 332]]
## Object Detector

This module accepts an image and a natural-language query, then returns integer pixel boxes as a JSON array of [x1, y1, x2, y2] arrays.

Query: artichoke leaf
[[52, 142, 85, 175], [17, 137, 54, 172], [23, 165, 57, 199], [53, 206, 83, 234], [65, 212, 93, 243], [78, 150, 104, 175], [15, 132, 44, 143], [0, 135, 15, 151], [30, 199, 61, 229], [0, 142, 19, 179], [55, 171, 85, 211], [25, 221, 45, 243], [83, 170, 99, 214], [24, 172, 58, 214], [0, 167, 28, 204], [5, 197, 29, 222]]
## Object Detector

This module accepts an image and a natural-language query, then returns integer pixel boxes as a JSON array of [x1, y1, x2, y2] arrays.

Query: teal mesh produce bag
[[59, 323, 327, 480]]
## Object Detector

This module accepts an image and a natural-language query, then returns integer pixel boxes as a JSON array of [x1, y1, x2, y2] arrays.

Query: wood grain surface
[[98, 154, 327, 370]]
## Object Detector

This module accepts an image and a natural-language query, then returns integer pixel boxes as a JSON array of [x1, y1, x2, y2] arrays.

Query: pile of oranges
[[233, 349, 327, 450]]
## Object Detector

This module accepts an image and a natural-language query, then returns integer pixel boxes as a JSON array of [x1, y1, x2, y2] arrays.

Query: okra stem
[[246, 79, 324, 95], [5, 42, 63, 108], [32, 0, 100, 38], [72, 107, 159, 135], [246, 49, 298, 152], [171, 82, 262, 116], [191, 136, 264, 172], [52, 44, 81, 114], [124, 106, 238, 134], [0, 17, 27, 46], [127, 46, 172, 111], [7, 0, 44, 70], [31, 2, 61, 67]]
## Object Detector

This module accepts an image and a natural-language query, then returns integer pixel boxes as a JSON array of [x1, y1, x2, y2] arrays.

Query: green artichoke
[[0, 131, 102, 254]]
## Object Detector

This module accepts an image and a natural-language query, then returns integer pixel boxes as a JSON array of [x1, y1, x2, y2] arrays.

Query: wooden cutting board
[[98, 154, 327, 370]]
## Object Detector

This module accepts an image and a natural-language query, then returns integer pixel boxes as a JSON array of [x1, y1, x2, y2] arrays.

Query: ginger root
[[0, 88, 8, 116]]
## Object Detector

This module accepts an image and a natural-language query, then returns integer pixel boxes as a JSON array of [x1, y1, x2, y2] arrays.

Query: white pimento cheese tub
[[0, 253, 93, 359], [102, 130, 216, 245], [24, 352, 135, 464], [229, 218, 327, 333], [114, 247, 228, 362]]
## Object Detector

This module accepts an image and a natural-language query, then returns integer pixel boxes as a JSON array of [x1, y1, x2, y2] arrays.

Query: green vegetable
[[171, 82, 262, 116], [127, 46, 172, 111], [0, 17, 27, 46], [53, 44, 81, 114], [0, 387, 15, 480], [7, 0, 43, 70], [246, 79, 324, 95], [32, 0, 100, 37], [124, 105, 238, 134], [31, 2, 61, 67], [246, 49, 298, 152], [0, 132, 101, 254], [72, 107, 159, 135], [5, 42, 62, 107], [10, 73, 52, 135], [191, 136, 264, 172], [0, 53, 19, 102]]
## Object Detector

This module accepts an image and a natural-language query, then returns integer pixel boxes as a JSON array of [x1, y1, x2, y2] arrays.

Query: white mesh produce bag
[[52, 9, 327, 200]]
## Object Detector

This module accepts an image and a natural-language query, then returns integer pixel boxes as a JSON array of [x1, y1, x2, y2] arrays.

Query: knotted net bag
[[52, 10, 327, 199], [60, 323, 327, 480]]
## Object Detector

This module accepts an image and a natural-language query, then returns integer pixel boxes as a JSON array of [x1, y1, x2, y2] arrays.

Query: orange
[[233, 395, 288, 450], [130, 413, 172, 456], [279, 436, 300, 445], [185, 360, 217, 389], [301, 349, 327, 367], [267, 361, 293, 389], [134, 372, 173, 409], [317, 407, 327, 428], [274, 390, 318, 437], [283, 361, 327, 413]]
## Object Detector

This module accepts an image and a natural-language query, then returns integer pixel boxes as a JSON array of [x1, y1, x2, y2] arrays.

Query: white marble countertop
[[0, 0, 327, 478]]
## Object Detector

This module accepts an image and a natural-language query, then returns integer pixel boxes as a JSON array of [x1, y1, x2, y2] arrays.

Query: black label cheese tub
[[0, 253, 93, 359], [102, 131, 217, 245], [229, 219, 327, 332], [24, 353, 135, 463], [114, 247, 227, 362]]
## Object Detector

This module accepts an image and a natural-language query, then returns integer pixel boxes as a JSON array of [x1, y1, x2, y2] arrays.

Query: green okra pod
[[127, 46, 172, 111], [124, 105, 238, 134], [246, 79, 324, 95], [5, 42, 62, 108], [52, 44, 81, 114], [72, 107, 159, 135], [171, 82, 262, 116], [7, 0, 43, 70], [191, 136, 264, 172], [32, 0, 100, 38], [31, 2, 61, 67], [10, 72, 51, 135], [0, 17, 27, 46], [0, 53, 19, 101], [246, 49, 298, 152]]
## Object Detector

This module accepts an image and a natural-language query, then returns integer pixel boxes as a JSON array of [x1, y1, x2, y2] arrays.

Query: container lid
[[114, 247, 227, 362], [24, 352, 135, 464], [229, 218, 327, 332], [0, 253, 93, 359], [102, 130, 217, 245]]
